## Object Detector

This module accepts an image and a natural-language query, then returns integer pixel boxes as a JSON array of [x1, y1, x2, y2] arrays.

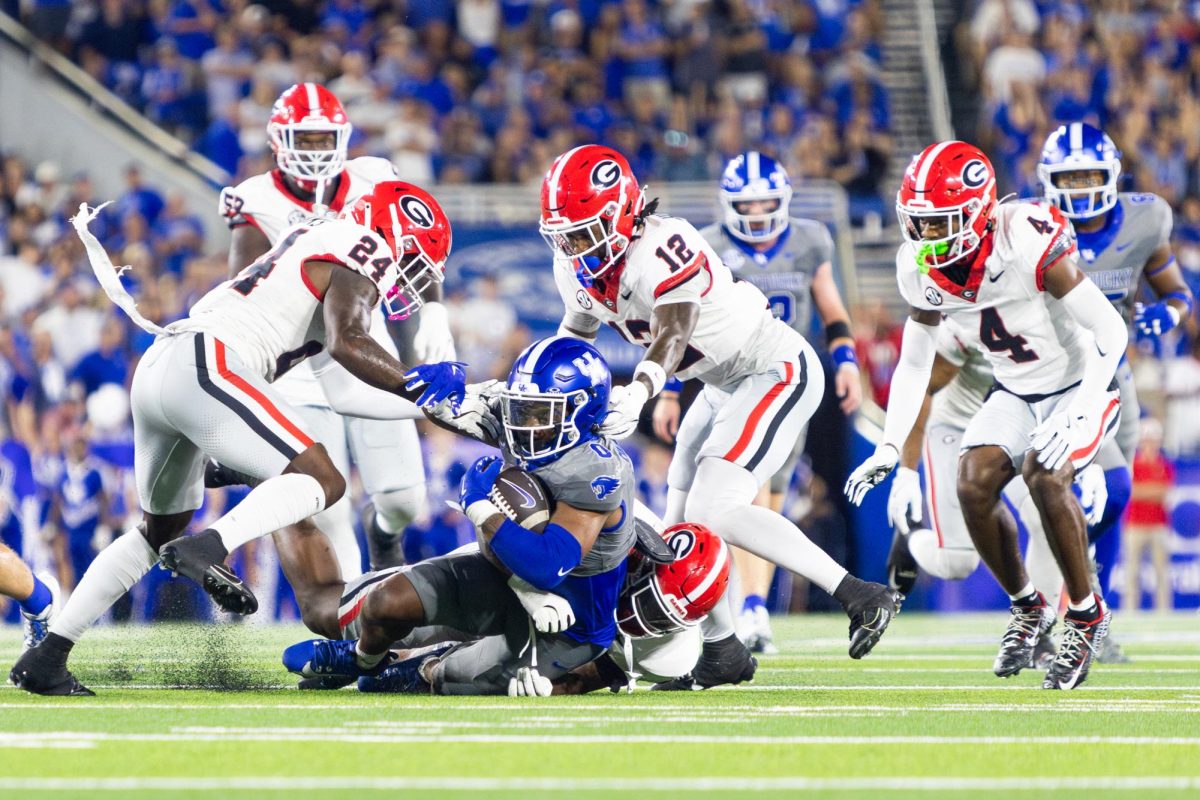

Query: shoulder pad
[[347, 156, 401, 183]]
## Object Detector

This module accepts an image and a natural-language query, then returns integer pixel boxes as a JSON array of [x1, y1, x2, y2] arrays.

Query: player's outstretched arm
[[889, 354, 959, 531], [812, 261, 862, 414], [845, 308, 940, 505]]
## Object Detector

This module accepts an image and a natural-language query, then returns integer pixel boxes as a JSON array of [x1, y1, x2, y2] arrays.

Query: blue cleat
[[357, 645, 451, 694], [283, 639, 380, 680]]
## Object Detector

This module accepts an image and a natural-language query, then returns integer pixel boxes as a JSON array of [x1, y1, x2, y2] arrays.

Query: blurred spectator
[[831, 111, 891, 225], [77, 0, 146, 64], [449, 275, 518, 379], [1124, 417, 1174, 612], [200, 24, 254, 115], [615, 0, 671, 112], [33, 281, 103, 371], [141, 38, 200, 134], [1164, 336, 1200, 458], [70, 317, 128, 398], [854, 300, 903, 409], [0, 243, 51, 320], [49, 426, 109, 590], [719, 0, 768, 107], [115, 166, 165, 228]]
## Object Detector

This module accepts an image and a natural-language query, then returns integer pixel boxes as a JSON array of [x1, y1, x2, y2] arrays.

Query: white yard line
[[3, 776, 1200, 792]]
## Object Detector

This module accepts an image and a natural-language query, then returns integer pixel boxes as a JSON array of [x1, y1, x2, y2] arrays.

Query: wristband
[[1164, 290, 1194, 316], [825, 319, 853, 344], [832, 343, 859, 369], [465, 499, 501, 528], [633, 360, 667, 397], [664, 377, 683, 393]]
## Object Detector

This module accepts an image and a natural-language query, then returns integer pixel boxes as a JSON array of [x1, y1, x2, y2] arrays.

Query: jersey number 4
[[979, 307, 1038, 363], [232, 228, 305, 295]]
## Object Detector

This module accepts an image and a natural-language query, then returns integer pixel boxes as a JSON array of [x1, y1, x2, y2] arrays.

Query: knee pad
[[683, 458, 759, 531], [908, 529, 980, 580], [373, 484, 428, 534]]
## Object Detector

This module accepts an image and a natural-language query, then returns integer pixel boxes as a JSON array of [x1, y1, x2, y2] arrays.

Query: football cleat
[[282, 638, 389, 680], [203, 460, 255, 489], [1032, 628, 1058, 671], [357, 645, 451, 694], [993, 593, 1055, 678], [1043, 598, 1111, 690], [1095, 633, 1130, 664], [742, 605, 779, 655], [361, 503, 405, 571], [886, 524, 920, 602], [20, 573, 61, 655], [837, 578, 896, 659], [159, 530, 258, 616], [651, 634, 757, 690], [9, 641, 94, 697]]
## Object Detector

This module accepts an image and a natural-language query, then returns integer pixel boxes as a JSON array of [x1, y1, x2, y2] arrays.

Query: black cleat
[[993, 592, 1055, 677], [362, 504, 405, 571], [886, 523, 920, 602], [835, 576, 896, 659], [10, 638, 94, 697], [159, 530, 258, 615], [203, 460, 257, 489], [1044, 598, 1111, 690], [652, 634, 757, 690]]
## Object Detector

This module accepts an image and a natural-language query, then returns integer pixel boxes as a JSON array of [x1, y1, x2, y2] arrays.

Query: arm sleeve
[[490, 519, 583, 590], [312, 353, 425, 420], [1059, 277, 1129, 410], [558, 311, 600, 341], [880, 318, 939, 452]]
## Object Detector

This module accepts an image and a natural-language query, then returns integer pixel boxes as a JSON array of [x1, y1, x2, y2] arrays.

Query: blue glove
[[1134, 301, 1180, 338], [460, 455, 503, 509], [404, 361, 467, 409]]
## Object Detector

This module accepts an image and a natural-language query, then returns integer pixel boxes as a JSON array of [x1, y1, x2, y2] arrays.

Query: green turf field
[[1, 613, 1198, 799]]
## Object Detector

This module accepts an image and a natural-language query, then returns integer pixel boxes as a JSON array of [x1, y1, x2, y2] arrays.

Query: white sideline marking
[[756, 667, 1200, 675], [3, 776, 1200, 792]]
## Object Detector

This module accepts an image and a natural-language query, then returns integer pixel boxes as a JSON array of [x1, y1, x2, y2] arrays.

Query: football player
[[846, 142, 1127, 690], [283, 337, 650, 695], [543, 145, 896, 689], [1035, 123, 1193, 643], [217, 83, 455, 573], [654, 151, 862, 654], [10, 182, 464, 696], [0, 543, 58, 655]]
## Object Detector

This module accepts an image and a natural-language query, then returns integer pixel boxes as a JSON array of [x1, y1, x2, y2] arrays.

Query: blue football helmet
[[1037, 123, 1122, 220], [719, 151, 792, 243], [500, 337, 612, 466]]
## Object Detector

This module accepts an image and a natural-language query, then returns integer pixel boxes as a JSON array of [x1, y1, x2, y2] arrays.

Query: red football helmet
[[268, 83, 352, 184], [617, 523, 730, 638], [896, 141, 997, 270], [539, 145, 646, 281], [345, 181, 451, 321]]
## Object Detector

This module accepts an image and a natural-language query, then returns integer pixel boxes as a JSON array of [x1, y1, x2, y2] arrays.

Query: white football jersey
[[897, 201, 1092, 398], [932, 317, 994, 431], [169, 218, 397, 382], [218, 157, 401, 405], [556, 214, 803, 386], [218, 157, 399, 241]]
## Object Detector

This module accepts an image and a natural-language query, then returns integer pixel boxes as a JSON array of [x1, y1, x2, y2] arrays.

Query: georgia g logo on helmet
[[667, 529, 696, 560], [399, 195, 435, 228], [962, 159, 989, 189], [590, 159, 622, 190]]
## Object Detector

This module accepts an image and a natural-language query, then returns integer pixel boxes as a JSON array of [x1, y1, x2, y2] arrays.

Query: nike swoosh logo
[[557, 566, 572, 577], [620, 289, 632, 300], [499, 478, 536, 509], [1114, 242, 1132, 252], [988, 271, 1005, 282]]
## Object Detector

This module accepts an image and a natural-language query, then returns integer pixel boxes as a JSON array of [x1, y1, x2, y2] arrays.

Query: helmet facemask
[[720, 186, 793, 243], [500, 387, 589, 464], [1037, 162, 1120, 220], [897, 195, 987, 272], [269, 122, 351, 182], [384, 239, 443, 321], [617, 574, 693, 638], [540, 201, 628, 282]]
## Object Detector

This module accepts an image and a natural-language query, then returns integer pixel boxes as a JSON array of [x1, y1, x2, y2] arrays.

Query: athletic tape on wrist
[[633, 360, 667, 397]]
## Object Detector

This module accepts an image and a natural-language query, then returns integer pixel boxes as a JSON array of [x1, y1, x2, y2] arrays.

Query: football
[[488, 466, 553, 532]]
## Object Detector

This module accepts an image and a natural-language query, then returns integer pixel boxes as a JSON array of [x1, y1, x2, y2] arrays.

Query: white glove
[[598, 382, 649, 440], [412, 301, 457, 363], [426, 379, 502, 442], [507, 666, 553, 697], [844, 444, 899, 506], [1074, 462, 1108, 526], [886, 466, 923, 533], [508, 575, 576, 634], [1031, 408, 1087, 472]]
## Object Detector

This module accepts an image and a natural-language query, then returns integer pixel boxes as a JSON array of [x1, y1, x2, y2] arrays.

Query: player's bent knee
[[373, 484, 427, 533], [909, 529, 980, 580], [288, 444, 347, 507], [141, 511, 195, 551], [1022, 459, 1072, 497]]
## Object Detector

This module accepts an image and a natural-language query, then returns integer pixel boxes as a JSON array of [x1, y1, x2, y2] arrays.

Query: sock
[[743, 594, 765, 612], [686, 459, 848, 595], [663, 487, 688, 526], [18, 574, 53, 617], [699, 585, 737, 642], [1067, 593, 1099, 616], [210, 473, 327, 553], [51, 530, 157, 643], [1008, 581, 1038, 605], [355, 643, 387, 669]]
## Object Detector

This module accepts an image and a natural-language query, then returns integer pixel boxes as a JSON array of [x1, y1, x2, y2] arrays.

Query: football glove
[[886, 466, 924, 533], [1134, 301, 1181, 339], [426, 379, 502, 443], [1031, 409, 1087, 472], [1074, 462, 1108, 527], [508, 576, 576, 634], [508, 666, 553, 697], [844, 445, 899, 506], [459, 455, 503, 509], [412, 301, 457, 363], [599, 381, 649, 440], [404, 360, 467, 410]]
